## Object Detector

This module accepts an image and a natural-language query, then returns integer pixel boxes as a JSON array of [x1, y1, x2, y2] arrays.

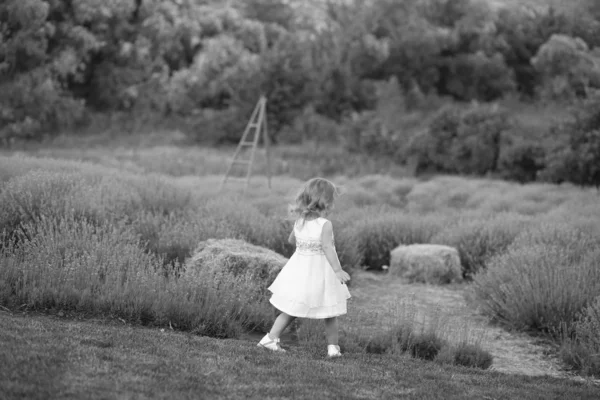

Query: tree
[[409, 103, 510, 175], [541, 92, 600, 188], [532, 34, 600, 101], [0, 0, 94, 141]]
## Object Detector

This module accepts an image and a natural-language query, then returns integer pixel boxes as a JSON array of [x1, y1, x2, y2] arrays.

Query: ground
[[2, 310, 599, 400], [2, 267, 600, 400], [347, 271, 592, 381]]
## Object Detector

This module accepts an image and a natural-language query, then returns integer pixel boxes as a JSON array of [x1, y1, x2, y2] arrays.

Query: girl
[[257, 177, 351, 358]]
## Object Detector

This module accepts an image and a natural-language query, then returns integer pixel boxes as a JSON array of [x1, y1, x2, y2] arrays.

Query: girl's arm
[[288, 229, 296, 245], [321, 221, 344, 273]]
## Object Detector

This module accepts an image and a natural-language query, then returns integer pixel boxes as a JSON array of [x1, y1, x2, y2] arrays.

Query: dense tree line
[[1, 0, 600, 186]]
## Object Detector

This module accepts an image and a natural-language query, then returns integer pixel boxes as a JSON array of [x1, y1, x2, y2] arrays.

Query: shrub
[[469, 183, 571, 216], [0, 214, 273, 339], [531, 34, 600, 100], [497, 139, 546, 183], [440, 52, 516, 102], [242, 0, 296, 30], [197, 197, 294, 257], [0, 170, 84, 234], [494, 7, 574, 97], [560, 296, 600, 377], [343, 110, 401, 158], [183, 239, 287, 330], [336, 175, 416, 209], [354, 324, 445, 360], [541, 92, 600, 188], [431, 213, 530, 278], [405, 176, 485, 213], [0, 216, 157, 309], [277, 105, 342, 145], [125, 175, 194, 215], [359, 331, 397, 355], [471, 224, 600, 334], [409, 103, 511, 176], [409, 332, 445, 361], [339, 212, 441, 270], [443, 342, 494, 369], [130, 209, 198, 273], [0, 166, 196, 239]]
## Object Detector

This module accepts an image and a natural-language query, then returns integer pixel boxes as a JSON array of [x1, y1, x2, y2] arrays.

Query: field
[[4, 0, 600, 397], [2, 311, 598, 400], [2, 132, 600, 399]]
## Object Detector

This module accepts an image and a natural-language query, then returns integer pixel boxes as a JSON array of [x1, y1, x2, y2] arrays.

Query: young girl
[[257, 177, 351, 358]]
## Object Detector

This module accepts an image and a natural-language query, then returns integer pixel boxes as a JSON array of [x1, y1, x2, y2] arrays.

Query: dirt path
[[242, 270, 598, 383], [348, 271, 597, 383]]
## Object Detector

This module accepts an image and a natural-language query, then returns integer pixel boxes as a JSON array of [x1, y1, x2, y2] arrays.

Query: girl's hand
[[335, 270, 351, 284]]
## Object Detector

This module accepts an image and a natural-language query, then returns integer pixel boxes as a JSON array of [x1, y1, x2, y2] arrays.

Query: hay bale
[[390, 244, 463, 284], [185, 239, 287, 302]]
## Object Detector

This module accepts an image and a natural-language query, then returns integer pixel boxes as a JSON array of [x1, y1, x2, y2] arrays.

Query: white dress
[[268, 217, 351, 319]]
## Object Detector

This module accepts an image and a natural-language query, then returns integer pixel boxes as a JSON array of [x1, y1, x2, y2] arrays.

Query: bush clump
[[531, 34, 600, 101], [409, 103, 511, 176], [471, 224, 600, 333], [338, 212, 440, 270], [541, 91, 600, 189], [497, 139, 546, 183], [353, 324, 493, 369], [184, 239, 288, 330], [560, 296, 600, 377], [431, 212, 530, 278], [437, 342, 494, 370], [409, 332, 445, 361]]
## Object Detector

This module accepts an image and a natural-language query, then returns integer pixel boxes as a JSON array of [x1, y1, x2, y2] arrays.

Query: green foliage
[[497, 139, 546, 183], [441, 52, 516, 101], [184, 238, 287, 331], [449, 342, 494, 369], [2, 150, 600, 361], [277, 106, 342, 145], [431, 213, 530, 278], [471, 224, 600, 334], [343, 110, 400, 158], [241, 0, 296, 30], [257, 35, 322, 137], [0, 216, 256, 338], [560, 296, 600, 377], [410, 332, 445, 360], [338, 212, 440, 270], [0, 0, 83, 138], [493, 7, 574, 97], [531, 34, 600, 100], [410, 103, 511, 175], [353, 320, 492, 368], [542, 92, 600, 187], [4, 0, 600, 150]]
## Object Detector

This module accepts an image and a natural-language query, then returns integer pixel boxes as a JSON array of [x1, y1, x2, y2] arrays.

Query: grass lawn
[[1, 312, 598, 400]]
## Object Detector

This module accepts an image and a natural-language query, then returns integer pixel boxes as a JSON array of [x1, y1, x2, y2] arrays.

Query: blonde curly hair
[[289, 177, 339, 221]]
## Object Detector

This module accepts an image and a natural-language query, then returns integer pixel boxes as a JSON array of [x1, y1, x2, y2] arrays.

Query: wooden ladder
[[219, 95, 272, 193]]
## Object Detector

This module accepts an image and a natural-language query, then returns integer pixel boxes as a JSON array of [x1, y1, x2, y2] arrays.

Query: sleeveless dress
[[268, 217, 351, 319]]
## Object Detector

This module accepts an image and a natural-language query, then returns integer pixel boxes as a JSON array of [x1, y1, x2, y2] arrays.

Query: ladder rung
[[232, 159, 251, 165], [248, 123, 260, 128], [239, 141, 255, 147]]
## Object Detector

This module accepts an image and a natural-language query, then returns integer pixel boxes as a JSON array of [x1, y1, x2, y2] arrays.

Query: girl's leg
[[268, 312, 296, 339], [324, 317, 339, 345]]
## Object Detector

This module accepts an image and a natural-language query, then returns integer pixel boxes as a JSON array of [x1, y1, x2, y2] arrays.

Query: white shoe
[[327, 344, 342, 358], [257, 334, 286, 352]]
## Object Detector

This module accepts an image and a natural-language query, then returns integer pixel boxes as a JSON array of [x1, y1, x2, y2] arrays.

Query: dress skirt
[[268, 252, 351, 319]]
